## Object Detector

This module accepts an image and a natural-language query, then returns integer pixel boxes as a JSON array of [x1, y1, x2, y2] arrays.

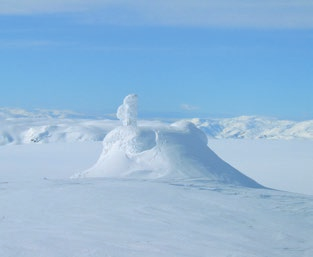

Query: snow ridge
[[190, 116, 313, 139], [1, 108, 313, 146]]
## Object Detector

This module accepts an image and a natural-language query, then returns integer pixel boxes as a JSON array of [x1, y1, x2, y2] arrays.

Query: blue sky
[[0, 1, 312, 119]]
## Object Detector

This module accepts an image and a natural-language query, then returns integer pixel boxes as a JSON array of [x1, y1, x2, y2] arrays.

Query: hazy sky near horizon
[[0, 1, 312, 119]]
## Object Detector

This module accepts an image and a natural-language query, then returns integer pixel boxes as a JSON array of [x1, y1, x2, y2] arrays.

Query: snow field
[[1, 176, 313, 257], [0, 141, 312, 257]]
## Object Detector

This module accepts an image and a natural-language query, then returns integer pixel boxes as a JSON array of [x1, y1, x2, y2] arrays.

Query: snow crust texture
[[76, 95, 262, 188], [1, 177, 312, 257]]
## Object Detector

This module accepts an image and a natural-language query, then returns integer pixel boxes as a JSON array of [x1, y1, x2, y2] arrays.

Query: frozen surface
[[209, 139, 313, 195], [0, 142, 313, 257]]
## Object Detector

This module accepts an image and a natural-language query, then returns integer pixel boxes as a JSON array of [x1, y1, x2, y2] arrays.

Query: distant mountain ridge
[[1, 108, 313, 145], [190, 116, 313, 140], [0, 107, 98, 119]]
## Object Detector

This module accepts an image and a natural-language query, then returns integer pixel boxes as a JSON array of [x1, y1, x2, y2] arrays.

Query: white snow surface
[[1, 97, 313, 256], [0, 142, 313, 257], [209, 139, 313, 196]]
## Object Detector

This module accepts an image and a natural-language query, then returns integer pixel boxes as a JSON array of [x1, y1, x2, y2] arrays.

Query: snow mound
[[75, 95, 262, 188]]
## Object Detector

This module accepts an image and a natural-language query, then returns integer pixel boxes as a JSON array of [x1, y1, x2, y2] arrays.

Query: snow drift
[[75, 95, 262, 188]]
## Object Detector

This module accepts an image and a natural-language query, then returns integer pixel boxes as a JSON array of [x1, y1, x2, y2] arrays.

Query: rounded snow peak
[[117, 94, 138, 127]]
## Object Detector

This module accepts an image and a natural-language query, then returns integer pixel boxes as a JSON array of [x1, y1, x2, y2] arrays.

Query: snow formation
[[116, 94, 138, 127], [75, 95, 262, 188]]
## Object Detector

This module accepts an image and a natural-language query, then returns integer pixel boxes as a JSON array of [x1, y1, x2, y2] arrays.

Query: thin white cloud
[[0, 0, 111, 14], [0, 0, 312, 28], [0, 39, 74, 48], [181, 104, 199, 111]]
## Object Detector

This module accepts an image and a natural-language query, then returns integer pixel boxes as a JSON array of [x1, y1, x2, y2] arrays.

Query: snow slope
[[209, 139, 313, 196], [0, 143, 312, 257], [0, 138, 312, 256]]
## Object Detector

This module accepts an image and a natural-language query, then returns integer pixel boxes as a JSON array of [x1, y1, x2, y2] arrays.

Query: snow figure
[[74, 94, 263, 189], [116, 94, 138, 127]]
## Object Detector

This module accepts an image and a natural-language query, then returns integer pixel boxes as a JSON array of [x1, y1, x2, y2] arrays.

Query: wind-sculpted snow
[[116, 94, 138, 127], [75, 95, 262, 188], [76, 121, 262, 187]]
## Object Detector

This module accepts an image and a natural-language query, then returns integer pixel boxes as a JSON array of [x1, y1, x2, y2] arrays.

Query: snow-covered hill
[[1, 107, 313, 146], [190, 116, 313, 139], [0, 108, 117, 145]]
